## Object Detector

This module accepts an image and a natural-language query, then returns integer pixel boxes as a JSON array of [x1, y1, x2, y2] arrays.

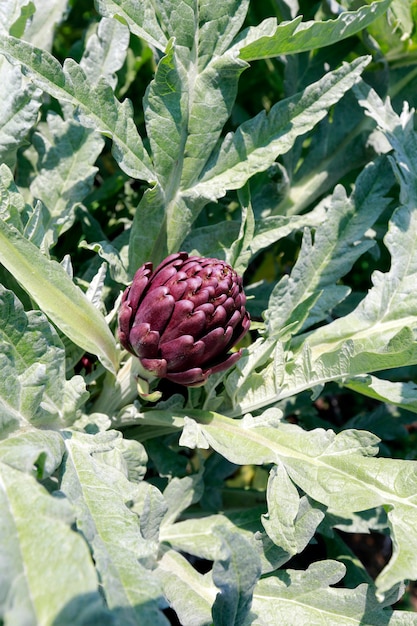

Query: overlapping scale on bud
[[118, 252, 250, 386]]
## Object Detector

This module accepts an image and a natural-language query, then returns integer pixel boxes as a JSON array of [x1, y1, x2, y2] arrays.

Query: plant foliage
[[1, 0, 417, 624]]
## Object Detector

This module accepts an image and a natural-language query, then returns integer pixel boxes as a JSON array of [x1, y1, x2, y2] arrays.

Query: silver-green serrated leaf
[[182, 220, 241, 261], [345, 376, 417, 414], [224, 87, 417, 416], [197, 0, 249, 70], [274, 91, 375, 218], [129, 36, 246, 268], [160, 505, 266, 563], [0, 462, 112, 626], [95, 0, 168, 51], [157, 550, 215, 626], [184, 51, 249, 190], [261, 464, 324, 564], [0, 429, 64, 478], [0, 57, 42, 170], [0, 162, 26, 231], [141, 408, 417, 594], [0, 286, 87, 432], [80, 239, 129, 284], [245, 560, 399, 626], [0, 0, 31, 34], [80, 17, 130, 89], [227, 187, 255, 273], [0, 215, 118, 374], [265, 157, 392, 338], [224, 337, 285, 415], [61, 430, 169, 626], [22, 0, 68, 51], [227, 201, 328, 273], [211, 527, 261, 626], [162, 471, 204, 526], [235, 0, 391, 61], [143, 38, 189, 188], [190, 57, 370, 201], [299, 87, 417, 366], [30, 112, 104, 244], [0, 34, 154, 181], [129, 21, 370, 268]]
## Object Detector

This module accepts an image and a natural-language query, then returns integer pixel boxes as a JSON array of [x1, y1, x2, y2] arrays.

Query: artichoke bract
[[118, 252, 251, 386]]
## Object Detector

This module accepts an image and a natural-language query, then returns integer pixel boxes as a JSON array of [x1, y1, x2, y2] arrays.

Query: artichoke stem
[[92, 356, 157, 416]]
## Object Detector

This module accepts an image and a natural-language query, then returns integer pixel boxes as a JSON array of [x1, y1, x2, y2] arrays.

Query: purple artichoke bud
[[118, 252, 251, 386]]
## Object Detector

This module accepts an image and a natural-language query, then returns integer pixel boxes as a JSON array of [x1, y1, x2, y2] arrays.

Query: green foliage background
[[2, 0, 417, 624]]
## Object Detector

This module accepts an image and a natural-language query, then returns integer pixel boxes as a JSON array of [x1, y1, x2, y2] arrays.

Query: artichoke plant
[[118, 252, 250, 386]]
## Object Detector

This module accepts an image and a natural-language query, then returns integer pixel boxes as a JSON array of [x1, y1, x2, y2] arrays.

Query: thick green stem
[[91, 356, 158, 416]]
